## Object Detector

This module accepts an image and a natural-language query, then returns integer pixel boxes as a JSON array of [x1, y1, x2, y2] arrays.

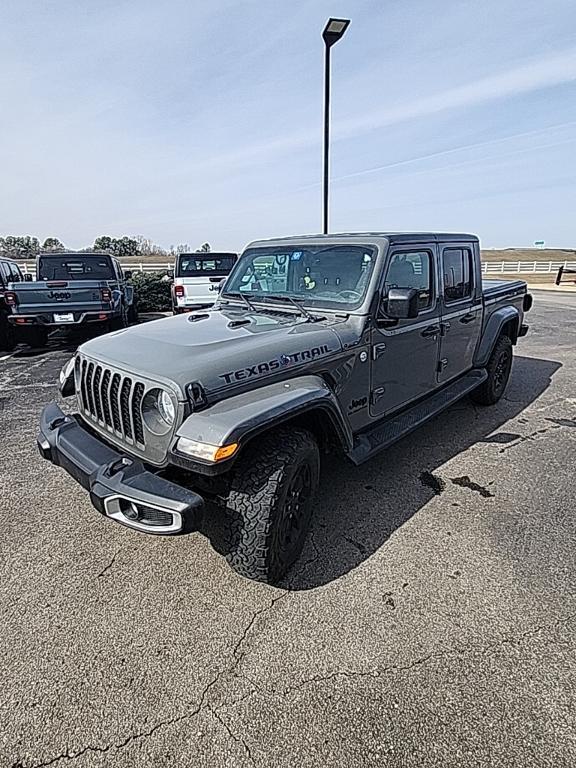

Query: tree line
[[0, 235, 211, 259]]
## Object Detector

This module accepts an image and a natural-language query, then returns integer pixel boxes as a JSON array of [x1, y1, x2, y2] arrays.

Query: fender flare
[[174, 375, 353, 460], [475, 306, 520, 367]]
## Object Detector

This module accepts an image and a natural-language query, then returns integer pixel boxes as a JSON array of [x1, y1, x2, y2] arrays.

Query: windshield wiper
[[260, 294, 322, 322], [221, 291, 258, 312]]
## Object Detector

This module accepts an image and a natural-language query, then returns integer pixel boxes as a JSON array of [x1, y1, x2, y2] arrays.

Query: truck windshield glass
[[176, 254, 236, 278], [38, 256, 114, 281], [224, 245, 376, 310]]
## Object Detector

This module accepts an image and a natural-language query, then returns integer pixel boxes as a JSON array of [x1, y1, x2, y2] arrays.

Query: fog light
[[123, 503, 140, 521]]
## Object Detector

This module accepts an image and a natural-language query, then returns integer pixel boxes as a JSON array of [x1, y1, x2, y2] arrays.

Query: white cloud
[[200, 47, 576, 172], [335, 48, 576, 140]]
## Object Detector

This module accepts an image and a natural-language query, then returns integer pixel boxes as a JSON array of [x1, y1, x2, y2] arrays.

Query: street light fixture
[[322, 17, 350, 234]]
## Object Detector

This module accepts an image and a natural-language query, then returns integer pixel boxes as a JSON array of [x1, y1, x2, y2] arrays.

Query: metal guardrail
[[18, 260, 576, 278]]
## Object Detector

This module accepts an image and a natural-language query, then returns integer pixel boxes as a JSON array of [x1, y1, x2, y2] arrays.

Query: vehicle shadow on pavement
[[202, 355, 561, 590], [6, 315, 161, 359]]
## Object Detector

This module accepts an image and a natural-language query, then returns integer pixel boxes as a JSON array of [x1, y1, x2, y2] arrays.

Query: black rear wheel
[[22, 326, 48, 349], [471, 334, 513, 406], [109, 305, 128, 331], [0, 317, 16, 351], [127, 302, 139, 324], [225, 428, 319, 583]]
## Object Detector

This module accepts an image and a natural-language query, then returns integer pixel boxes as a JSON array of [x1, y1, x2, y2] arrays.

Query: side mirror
[[124, 270, 133, 279], [167, 269, 174, 280], [24, 273, 33, 282], [384, 288, 419, 319], [217, 278, 226, 293]]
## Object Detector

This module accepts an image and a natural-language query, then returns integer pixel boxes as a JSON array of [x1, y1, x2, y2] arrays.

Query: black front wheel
[[225, 428, 320, 583], [471, 334, 513, 406]]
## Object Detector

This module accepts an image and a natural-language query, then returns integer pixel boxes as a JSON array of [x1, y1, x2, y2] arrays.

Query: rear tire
[[22, 326, 48, 349], [0, 318, 16, 351], [109, 305, 128, 331], [127, 302, 139, 324], [225, 428, 320, 584], [471, 334, 513, 406]]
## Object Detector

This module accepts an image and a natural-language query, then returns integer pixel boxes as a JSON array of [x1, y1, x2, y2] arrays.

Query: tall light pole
[[322, 17, 350, 235]]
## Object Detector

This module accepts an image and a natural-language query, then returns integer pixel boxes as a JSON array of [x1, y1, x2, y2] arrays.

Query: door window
[[443, 248, 473, 303], [384, 250, 433, 310], [0, 262, 11, 287], [7, 262, 23, 282]]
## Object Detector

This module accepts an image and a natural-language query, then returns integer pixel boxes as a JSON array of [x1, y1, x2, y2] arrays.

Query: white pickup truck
[[172, 252, 237, 313]]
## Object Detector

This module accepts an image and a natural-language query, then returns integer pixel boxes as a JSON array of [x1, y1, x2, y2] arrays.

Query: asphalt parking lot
[[1, 292, 575, 768]]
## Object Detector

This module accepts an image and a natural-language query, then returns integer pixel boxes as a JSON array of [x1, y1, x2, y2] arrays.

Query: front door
[[370, 246, 441, 418], [437, 243, 483, 383]]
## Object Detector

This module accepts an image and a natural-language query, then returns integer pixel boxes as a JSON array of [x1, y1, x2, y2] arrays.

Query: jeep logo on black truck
[[38, 232, 531, 585], [48, 291, 71, 300]]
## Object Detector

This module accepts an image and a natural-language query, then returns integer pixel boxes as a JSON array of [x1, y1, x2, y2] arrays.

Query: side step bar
[[349, 369, 487, 466]]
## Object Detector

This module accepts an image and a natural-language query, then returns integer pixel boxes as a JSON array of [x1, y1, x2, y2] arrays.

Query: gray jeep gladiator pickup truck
[[38, 233, 531, 583], [6, 252, 137, 347]]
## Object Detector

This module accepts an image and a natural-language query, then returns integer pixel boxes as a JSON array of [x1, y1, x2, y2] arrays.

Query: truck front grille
[[78, 358, 146, 448]]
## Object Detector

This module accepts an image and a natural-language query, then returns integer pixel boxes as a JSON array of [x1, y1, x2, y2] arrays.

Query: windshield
[[38, 255, 114, 281], [224, 245, 377, 310], [176, 253, 237, 278]]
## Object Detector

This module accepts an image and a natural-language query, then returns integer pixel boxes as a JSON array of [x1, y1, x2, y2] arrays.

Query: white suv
[[172, 252, 237, 313]]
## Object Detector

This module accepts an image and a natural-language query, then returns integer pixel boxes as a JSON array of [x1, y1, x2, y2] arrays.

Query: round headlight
[[142, 388, 176, 434], [158, 390, 175, 425]]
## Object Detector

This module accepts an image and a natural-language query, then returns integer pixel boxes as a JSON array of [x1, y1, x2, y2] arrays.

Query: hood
[[79, 308, 343, 398]]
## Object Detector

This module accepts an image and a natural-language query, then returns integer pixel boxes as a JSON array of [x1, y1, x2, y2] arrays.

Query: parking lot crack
[[209, 706, 255, 766], [11, 671, 223, 768], [97, 549, 120, 579], [260, 615, 574, 700], [232, 591, 289, 665], [498, 424, 562, 453]]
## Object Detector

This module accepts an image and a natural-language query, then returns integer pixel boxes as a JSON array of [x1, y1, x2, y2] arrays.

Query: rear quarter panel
[[476, 278, 528, 365]]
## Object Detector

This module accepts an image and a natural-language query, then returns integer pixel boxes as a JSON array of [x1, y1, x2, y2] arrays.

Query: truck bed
[[482, 278, 527, 302]]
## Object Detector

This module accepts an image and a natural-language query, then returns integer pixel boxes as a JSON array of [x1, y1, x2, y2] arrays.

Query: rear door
[[437, 243, 482, 383], [370, 244, 441, 417], [0, 261, 10, 305]]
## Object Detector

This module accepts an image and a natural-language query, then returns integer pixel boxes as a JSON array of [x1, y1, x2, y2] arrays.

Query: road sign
[[534, 240, 545, 248]]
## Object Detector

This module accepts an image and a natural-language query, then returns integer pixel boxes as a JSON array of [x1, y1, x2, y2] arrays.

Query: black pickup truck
[[0, 256, 26, 350], [5, 252, 138, 347]]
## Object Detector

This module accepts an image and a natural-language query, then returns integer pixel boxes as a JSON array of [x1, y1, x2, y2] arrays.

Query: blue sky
[[1, 0, 575, 250]]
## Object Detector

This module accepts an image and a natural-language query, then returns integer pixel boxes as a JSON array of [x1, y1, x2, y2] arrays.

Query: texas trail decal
[[219, 345, 330, 384]]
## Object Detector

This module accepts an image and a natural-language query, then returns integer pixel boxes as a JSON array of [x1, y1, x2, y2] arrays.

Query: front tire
[[225, 428, 320, 584], [471, 334, 513, 406]]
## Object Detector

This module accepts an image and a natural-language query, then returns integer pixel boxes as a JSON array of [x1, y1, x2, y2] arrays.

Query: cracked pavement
[[1, 291, 576, 767]]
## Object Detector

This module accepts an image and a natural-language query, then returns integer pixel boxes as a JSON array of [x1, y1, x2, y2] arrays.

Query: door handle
[[372, 343, 387, 360], [421, 325, 440, 338], [459, 313, 476, 324]]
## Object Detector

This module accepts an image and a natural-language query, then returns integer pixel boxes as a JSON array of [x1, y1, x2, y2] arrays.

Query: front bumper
[[38, 402, 204, 535]]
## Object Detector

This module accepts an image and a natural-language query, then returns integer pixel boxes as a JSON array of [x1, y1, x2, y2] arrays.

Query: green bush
[[129, 271, 172, 312]]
